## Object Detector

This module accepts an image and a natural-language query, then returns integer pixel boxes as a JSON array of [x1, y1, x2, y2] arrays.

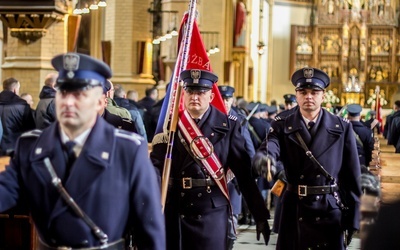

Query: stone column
[[104, 0, 155, 98], [1, 21, 66, 107]]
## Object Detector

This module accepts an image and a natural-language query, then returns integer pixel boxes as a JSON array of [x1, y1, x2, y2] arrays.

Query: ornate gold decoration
[[0, 2, 67, 44]]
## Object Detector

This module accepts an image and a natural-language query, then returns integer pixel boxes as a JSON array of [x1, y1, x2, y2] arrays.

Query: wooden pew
[[379, 151, 400, 204], [0, 156, 38, 250]]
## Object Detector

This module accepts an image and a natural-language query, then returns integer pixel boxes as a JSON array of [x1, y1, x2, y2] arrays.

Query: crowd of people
[[0, 52, 397, 249]]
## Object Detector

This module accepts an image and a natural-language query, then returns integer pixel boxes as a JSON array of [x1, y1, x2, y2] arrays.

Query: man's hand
[[256, 220, 271, 245], [252, 152, 276, 177]]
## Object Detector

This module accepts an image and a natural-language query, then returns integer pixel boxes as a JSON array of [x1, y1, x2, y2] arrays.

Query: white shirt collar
[[302, 115, 318, 128], [60, 127, 92, 156]]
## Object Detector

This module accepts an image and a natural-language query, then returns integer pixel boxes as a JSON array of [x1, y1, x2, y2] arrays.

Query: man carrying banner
[[150, 69, 270, 250]]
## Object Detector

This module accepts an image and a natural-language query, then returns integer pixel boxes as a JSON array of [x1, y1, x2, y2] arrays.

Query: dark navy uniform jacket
[[0, 117, 165, 249], [351, 121, 374, 166], [258, 108, 361, 250], [228, 109, 255, 215], [151, 106, 269, 250], [249, 116, 270, 150]]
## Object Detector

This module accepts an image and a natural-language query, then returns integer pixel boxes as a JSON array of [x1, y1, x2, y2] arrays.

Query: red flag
[[178, 14, 226, 114]]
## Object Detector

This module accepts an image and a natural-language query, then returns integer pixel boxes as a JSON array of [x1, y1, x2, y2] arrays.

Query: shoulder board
[[20, 129, 42, 138], [274, 116, 282, 121], [121, 118, 133, 124], [228, 114, 238, 121], [114, 129, 143, 145], [342, 118, 350, 123]]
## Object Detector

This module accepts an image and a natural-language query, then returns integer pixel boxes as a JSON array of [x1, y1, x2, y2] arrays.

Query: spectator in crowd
[[0, 77, 36, 155], [36, 72, 58, 129], [127, 89, 139, 102], [21, 92, 36, 118], [385, 100, 400, 142], [138, 87, 158, 113], [104, 80, 131, 120], [21, 93, 34, 109], [113, 84, 147, 140]]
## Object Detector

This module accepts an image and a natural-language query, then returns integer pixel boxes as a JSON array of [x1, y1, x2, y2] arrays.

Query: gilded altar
[[289, 0, 399, 108]]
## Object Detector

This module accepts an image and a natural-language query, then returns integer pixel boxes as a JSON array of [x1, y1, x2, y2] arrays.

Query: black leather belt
[[169, 177, 215, 189], [38, 238, 125, 250], [287, 183, 339, 196]]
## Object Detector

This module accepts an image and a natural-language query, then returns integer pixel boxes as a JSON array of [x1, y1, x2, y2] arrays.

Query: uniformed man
[[218, 85, 255, 249], [247, 102, 271, 150], [347, 104, 374, 167], [150, 69, 270, 250], [253, 67, 361, 249], [0, 53, 165, 249], [283, 94, 297, 110]]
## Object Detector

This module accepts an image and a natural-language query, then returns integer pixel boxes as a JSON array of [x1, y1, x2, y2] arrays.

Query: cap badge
[[190, 69, 201, 84], [221, 86, 227, 91], [63, 54, 80, 79], [303, 68, 314, 78]]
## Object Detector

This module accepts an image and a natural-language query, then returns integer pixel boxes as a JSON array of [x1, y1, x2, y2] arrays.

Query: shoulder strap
[[353, 130, 364, 150], [295, 132, 335, 182]]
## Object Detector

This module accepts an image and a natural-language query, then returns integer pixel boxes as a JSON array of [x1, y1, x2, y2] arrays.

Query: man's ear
[[210, 92, 215, 103]]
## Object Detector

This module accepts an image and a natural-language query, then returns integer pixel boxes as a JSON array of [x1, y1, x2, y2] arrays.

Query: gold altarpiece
[[290, 0, 400, 108]]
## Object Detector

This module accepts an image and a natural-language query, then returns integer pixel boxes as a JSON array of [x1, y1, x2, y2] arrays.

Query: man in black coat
[[0, 77, 36, 155], [218, 85, 256, 249], [36, 73, 58, 129], [151, 69, 270, 250], [253, 67, 361, 249], [386, 100, 400, 146], [347, 104, 374, 167]]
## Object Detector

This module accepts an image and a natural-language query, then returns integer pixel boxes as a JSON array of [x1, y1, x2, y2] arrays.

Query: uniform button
[[315, 195, 320, 200], [181, 171, 185, 175], [198, 193, 202, 197], [180, 214, 185, 219], [190, 203, 194, 206], [316, 174, 321, 178], [315, 217, 320, 221], [181, 192, 185, 197], [81, 240, 89, 246], [300, 175, 304, 179], [197, 215, 202, 219], [299, 217, 303, 221]]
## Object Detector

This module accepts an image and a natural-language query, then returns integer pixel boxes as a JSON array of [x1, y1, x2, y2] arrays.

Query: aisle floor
[[234, 223, 361, 250]]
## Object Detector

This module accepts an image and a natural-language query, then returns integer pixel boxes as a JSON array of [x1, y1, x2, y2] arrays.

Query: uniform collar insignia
[[101, 152, 109, 160]]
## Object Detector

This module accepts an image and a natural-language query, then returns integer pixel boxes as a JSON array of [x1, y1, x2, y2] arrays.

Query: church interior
[[0, 0, 399, 248]]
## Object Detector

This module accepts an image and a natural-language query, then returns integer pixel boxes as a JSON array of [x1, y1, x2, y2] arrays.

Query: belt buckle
[[298, 185, 307, 196], [182, 177, 192, 189]]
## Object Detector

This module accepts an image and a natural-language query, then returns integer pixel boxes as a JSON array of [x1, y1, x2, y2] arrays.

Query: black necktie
[[64, 141, 76, 179], [308, 121, 315, 130], [194, 118, 200, 124]]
